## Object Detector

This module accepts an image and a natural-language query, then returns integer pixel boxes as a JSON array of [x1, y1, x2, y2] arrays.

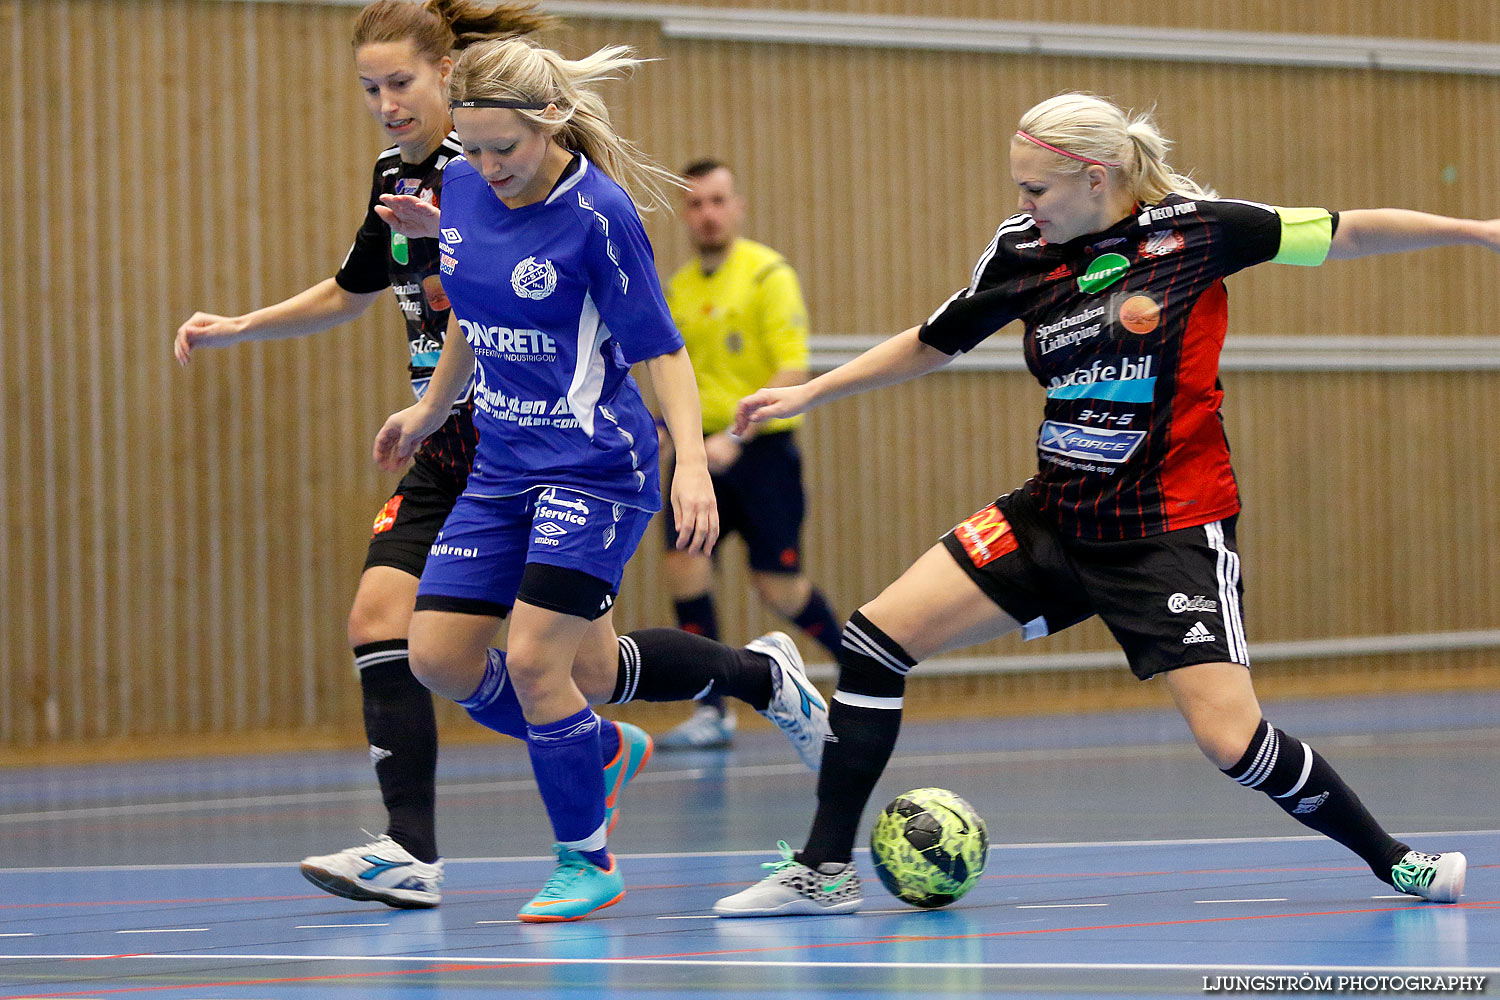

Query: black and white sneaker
[[1390, 850, 1466, 903], [715, 841, 862, 917], [300, 834, 443, 909], [750, 631, 830, 770]]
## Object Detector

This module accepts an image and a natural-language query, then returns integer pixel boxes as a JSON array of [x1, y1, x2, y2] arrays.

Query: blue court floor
[[1, 691, 1496, 998]]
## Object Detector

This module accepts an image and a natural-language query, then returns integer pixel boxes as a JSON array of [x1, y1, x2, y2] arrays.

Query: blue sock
[[457, 649, 623, 767], [527, 706, 610, 868], [599, 719, 621, 765], [457, 649, 528, 739]]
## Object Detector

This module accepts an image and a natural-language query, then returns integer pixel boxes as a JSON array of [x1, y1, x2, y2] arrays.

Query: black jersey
[[336, 132, 477, 484], [920, 194, 1337, 542]]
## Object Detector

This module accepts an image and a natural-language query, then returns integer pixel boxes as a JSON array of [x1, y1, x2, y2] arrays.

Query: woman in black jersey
[[716, 92, 1496, 916], [174, 0, 561, 910]]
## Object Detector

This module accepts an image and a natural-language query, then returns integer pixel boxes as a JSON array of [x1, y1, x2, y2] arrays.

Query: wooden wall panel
[[3, 0, 1498, 752]]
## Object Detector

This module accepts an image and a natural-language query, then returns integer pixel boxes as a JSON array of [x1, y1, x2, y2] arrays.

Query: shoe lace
[[355, 829, 392, 853], [760, 840, 801, 874], [538, 858, 591, 898], [1391, 852, 1437, 890]]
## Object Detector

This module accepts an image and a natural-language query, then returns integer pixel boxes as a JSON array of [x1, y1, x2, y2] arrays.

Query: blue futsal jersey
[[437, 154, 682, 511]]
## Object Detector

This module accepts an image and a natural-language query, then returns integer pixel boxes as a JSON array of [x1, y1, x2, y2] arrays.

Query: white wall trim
[[810, 335, 1500, 373], [224, 1, 1500, 77], [801, 629, 1500, 680]]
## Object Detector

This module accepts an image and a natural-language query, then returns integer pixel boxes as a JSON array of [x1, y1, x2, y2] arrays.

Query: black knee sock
[[674, 595, 726, 712], [790, 587, 842, 659], [355, 641, 439, 864], [611, 628, 773, 711], [1223, 719, 1409, 881], [797, 611, 913, 869]]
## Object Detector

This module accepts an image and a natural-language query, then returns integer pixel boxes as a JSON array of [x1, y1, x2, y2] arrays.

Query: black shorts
[[363, 459, 466, 578], [940, 488, 1248, 680], [663, 430, 806, 574]]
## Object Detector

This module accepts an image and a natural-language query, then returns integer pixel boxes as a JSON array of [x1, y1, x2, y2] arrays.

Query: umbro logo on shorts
[[1182, 621, 1216, 645]]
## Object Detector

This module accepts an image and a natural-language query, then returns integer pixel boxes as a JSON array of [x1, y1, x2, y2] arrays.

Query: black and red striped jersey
[[335, 131, 477, 484], [920, 194, 1337, 541]]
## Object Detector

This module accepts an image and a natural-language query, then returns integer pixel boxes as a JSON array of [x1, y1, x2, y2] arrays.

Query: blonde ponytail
[[1016, 93, 1215, 204], [450, 37, 681, 213]]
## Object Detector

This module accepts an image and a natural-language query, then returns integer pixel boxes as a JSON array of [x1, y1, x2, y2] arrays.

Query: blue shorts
[[415, 486, 653, 619]]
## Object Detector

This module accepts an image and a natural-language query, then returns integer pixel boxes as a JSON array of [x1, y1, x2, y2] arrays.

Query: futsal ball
[[870, 787, 989, 908]]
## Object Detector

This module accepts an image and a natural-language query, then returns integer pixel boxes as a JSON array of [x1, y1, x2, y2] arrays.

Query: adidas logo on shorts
[[1182, 621, 1216, 645]]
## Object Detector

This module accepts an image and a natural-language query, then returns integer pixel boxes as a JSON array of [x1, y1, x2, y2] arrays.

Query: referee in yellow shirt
[[657, 160, 843, 749]]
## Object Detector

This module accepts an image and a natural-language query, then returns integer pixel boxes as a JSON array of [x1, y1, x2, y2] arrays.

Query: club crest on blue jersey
[[511, 257, 558, 300]]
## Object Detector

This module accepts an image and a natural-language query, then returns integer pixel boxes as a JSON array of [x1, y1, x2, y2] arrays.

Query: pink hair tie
[[1015, 129, 1123, 168]]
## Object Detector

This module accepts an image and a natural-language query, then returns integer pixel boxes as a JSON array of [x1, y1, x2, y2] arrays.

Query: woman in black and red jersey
[[716, 92, 1497, 916], [172, 0, 562, 910]]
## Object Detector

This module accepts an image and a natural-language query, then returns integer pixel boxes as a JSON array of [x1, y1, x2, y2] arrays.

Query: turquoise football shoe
[[518, 845, 625, 922], [604, 721, 653, 833]]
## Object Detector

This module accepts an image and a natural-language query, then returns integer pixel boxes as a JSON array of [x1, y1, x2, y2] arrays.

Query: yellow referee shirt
[[665, 238, 810, 436]]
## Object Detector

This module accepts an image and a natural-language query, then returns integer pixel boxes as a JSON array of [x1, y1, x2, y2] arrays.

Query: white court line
[[474, 920, 521, 925], [295, 923, 388, 929], [0, 954, 1495, 974], [856, 909, 922, 915], [7, 726, 1496, 826], [1016, 903, 1109, 909], [0, 737, 1447, 826], [115, 928, 209, 934], [0, 933, 34, 937], [1, 828, 1495, 873], [1195, 898, 1289, 904]]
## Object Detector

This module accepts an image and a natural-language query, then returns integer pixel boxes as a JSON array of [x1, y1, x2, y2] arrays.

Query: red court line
[[0, 962, 501, 998], [637, 899, 1500, 961], [7, 899, 1494, 997]]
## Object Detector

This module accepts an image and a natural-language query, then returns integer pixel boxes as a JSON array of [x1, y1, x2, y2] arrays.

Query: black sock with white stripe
[[355, 641, 439, 864], [609, 628, 773, 710], [672, 595, 728, 712], [797, 611, 914, 869], [1223, 719, 1408, 880]]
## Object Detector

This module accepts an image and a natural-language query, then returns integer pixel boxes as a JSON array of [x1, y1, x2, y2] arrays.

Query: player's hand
[[703, 431, 742, 474], [670, 461, 719, 556], [173, 312, 247, 366], [376, 194, 441, 240], [1475, 218, 1500, 254], [733, 384, 812, 438], [373, 403, 445, 473]]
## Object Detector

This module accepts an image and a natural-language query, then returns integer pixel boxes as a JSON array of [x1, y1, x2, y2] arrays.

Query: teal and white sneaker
[[750, 632, 830, 770], [299, 834, 443, 909], [1391, 850, 1467, 903], [517, 845, 626, 922], [604, 721, 653, 833], [714, 841, 862, 917]]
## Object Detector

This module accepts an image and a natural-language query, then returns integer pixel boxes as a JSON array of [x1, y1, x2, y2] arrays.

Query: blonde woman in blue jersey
[[716, 92, 1495, 916], [374, 37, 830, 922], [174, 0, 558, 911]]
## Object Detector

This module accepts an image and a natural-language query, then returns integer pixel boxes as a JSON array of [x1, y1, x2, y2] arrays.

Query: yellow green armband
[[1271, 207, 1334, 266]]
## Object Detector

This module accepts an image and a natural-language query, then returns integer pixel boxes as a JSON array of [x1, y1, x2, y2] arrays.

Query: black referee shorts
[[363, 459, 466, 578], [940, 489, 1249, 679], [662, 430, 807, 573]]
